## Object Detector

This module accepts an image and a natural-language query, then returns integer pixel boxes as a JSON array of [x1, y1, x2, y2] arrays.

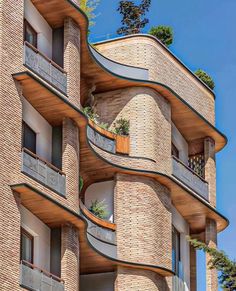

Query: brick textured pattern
[[205, 219, 218, 291], [204, 137, 216, 207], [115, 174, 172, 277], [64, 17, 81, 108], [95, 87, 172, 174], [0, 0, 24, 289], [61, 225, 80, 291], [115, 267, 171, 291], [95, 36, 215, 125], [62, 118, 80, 211]]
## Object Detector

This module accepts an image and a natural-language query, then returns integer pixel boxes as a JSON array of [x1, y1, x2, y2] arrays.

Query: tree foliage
[[189, 238, 236, 291], [195, 69, 215, 90], [80, 0, 100, 27], [149, 25, 173, 47], [113, 118, 130, 136], [117, 0, 151, 35]]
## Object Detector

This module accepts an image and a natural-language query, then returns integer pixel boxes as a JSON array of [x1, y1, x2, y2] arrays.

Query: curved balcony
[[87, 120, 130, 155]]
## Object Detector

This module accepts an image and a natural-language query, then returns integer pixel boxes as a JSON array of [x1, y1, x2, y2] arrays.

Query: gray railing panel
[[22, 150, 66, 196], [20, 263, 64, 291], [90, 45, 149, 80], [81, 212, 116, 245], [24, 44, 67, 94], [87, 126, 116, 153], [172, 276, 186, 291], [172, 157, 209, 201]]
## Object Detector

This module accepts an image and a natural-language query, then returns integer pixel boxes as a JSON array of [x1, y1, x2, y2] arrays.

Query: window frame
[[171, 143, 179, 159], [20, 227, 34, 264], [22, 121, 37, 154], [24, 19, 38, 48], [172, 226, 181, 275]]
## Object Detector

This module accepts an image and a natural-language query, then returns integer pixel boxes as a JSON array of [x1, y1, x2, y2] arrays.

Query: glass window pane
[[21, 229, 33, 264]]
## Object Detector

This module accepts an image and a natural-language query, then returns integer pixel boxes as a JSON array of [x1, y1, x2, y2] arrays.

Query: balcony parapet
[[22, 148, 66, 196], [23, 41, 67, 94], [20, 260, 64, 291], [172, 155, 209, 201], [80, 200, 116, 246], [87, 120, 130, 155]]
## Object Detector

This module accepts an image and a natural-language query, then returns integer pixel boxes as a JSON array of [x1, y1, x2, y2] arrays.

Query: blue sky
[[90, 1, 236, 290]]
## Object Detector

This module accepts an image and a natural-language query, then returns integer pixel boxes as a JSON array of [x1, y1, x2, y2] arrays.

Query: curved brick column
[[95, 87, 171, 174], [95, 36, 215, 125], [62, 118, 80, 211], [61, 224, 80, 291], [114, 174, 172, 290], [115, 268, 170, 291], [64, 17, 81, 108]]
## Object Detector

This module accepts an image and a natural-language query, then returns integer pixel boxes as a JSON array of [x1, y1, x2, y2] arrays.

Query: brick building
[[0, 0, 228, 290]]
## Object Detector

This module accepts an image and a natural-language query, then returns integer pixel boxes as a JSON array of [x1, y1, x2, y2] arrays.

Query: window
[[22, 122, 36, 154], [171, 143, 179, 159], [20, 228, 34, 264], [172, 226, 181, 275], [24, 20, 37, 47]]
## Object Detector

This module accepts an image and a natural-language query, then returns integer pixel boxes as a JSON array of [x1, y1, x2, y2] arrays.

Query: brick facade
[[95, 36, 215, 125]]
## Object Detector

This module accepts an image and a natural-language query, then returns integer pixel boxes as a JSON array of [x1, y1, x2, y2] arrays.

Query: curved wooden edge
[[80, 199, 116, 231], [88, 120, 130, 155]]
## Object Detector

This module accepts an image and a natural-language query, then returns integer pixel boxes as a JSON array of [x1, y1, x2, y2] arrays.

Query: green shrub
[[99, 122, 109, 130], [89, 199, 108, 219], [113, 118, 130, 136], [79, 176, 84, 192], [195, 69, 215, 90], [149, 25, 173, 47], [83, 106, 99, 123]]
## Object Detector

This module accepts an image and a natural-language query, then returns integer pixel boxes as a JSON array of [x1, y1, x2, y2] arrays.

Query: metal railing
[[20, 260, 64, 291], [87, 125, 116, 153], [172, 262, 186, 291], [172, 156, 209, 201], [22, 148, 66, 196], [24, 41, 67, 94]]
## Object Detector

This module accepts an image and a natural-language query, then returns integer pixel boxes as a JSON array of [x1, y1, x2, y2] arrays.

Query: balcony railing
[[87, 120, 130, 155], [172, 261, 186, 291], [24, 41, 67, 94], [172, 156, 209, 200], [22, 148, 66, 196], [20, 260, 64, 291], [80, 200, 116, 245]]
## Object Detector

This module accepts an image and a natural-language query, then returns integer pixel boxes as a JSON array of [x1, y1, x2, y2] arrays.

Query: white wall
[[85, 181, 114, 222], [172, 206, 190, 291], [80, 272, 115, 291], [172, 122, 189, 164], [22, 97, 52, 162], [24, 0, 53, 58], [21, 206, 51, 271]]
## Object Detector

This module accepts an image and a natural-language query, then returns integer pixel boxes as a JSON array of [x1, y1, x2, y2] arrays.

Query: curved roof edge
[[94, 34, 216, 99]]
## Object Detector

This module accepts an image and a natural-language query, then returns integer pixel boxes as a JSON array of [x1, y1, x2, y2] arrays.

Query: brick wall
[[64, 17, 81, 108], [61, 224, 80, 291], [114, 174, 172, 290], [115, 267, 171, 291], [95, 86, 172, 175], [95, 36, 215, 125]]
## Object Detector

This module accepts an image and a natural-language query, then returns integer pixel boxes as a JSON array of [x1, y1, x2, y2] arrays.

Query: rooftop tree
[[195, 69, 215, 90], [117, 0, 151, 35], [149, 25, 173, 47]]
